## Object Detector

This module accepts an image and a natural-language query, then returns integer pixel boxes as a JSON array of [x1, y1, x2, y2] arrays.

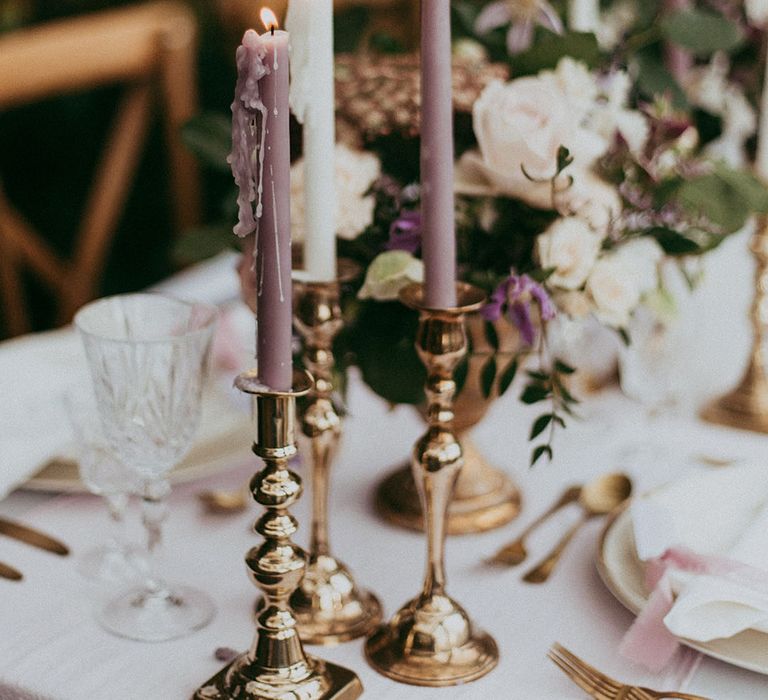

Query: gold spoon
[[488, 485, 582, 566], [197, 483, 250, 514], [522, 472, 632, 584]]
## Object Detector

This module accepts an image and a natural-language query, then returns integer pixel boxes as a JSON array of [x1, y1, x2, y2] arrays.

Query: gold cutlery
[[548, 643, 711, 700], [523, 473, 632, 583], [0, 517, 69, 556], [489, 485, 582, 565], [0, 561, 22, 581], [197, 483, 250, 514]]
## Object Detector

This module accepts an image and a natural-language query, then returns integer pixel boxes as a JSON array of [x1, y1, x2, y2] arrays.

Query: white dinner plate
[[597, 504, 768, 675], [23, 382, 253, 493]]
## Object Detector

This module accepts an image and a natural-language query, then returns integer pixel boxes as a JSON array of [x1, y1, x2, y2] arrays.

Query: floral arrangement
[[182, 0, 768, 464]]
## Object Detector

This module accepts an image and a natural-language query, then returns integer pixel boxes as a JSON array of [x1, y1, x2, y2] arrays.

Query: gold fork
[[548, 643, 711, 700]]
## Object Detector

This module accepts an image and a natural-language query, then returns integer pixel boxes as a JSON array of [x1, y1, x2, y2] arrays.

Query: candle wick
[[270, 26, 275, 36]]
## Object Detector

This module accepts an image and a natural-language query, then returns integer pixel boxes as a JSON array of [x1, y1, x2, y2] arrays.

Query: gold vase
[[702, 218, 768, 432], [375, 312, 522, 534]]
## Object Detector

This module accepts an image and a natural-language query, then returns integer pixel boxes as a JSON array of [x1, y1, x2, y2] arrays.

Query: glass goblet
[[63, 389, 143, 583], [74, 293, 217, 642]]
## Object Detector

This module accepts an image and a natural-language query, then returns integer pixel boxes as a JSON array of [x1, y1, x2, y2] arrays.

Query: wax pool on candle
[[229, 12, 293, 391], [421, 0, 457, 308], [286, 0, 337, 282]]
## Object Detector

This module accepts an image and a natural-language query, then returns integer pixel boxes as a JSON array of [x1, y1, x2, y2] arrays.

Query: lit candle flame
[[260, 8, 279, 32]]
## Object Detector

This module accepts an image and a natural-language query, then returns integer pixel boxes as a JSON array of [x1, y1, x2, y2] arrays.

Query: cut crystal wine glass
[[63, 389, 143, 583], [75, 293, 217, 642]]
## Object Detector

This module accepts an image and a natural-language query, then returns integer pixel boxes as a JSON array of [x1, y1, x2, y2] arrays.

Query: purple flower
[[474, 0, 563, 55], [385, 210, 422, 254], [482, 272, 556, 345]]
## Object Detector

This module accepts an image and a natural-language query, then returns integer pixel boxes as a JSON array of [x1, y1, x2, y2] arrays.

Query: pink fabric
[[620, 546, 768, 671]]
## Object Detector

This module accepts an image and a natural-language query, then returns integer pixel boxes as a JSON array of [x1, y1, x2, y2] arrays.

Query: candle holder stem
[[702, 218, 768, 432], [193, 370, 362, 700], [289, 273, 382, 645], [364, 283, 499, 687]]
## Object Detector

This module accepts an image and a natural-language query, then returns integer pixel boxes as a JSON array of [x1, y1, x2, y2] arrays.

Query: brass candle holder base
[[288, 269, 382, 646], [375, 438, 521, 534], [365, 283, 499, 687], [193, 370, 362, 700], [702, 218, 768, 434]]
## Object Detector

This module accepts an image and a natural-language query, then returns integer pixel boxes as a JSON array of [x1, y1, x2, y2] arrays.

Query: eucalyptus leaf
[[521, 384, 549, 404], [484, 321, 499, 351], [530, 414, 553, 440], [554, 359, 575, 375], [531, 444, 553, 466], [660, 9, 744, 56], [498, 358, 518, 396], [633, 53, 687, 108]]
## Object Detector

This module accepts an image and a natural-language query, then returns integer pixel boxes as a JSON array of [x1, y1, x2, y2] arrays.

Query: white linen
[[632, 464, 768, 641], [4, 381, 768, 698]]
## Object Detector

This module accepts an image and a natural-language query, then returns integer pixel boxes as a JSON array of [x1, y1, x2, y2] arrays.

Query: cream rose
[[290, 144, 380, 241], [586, 239, 663, 327], [457, 77, 608, 210], [536, 216, 602, 290], [358, 251, 424, 301]]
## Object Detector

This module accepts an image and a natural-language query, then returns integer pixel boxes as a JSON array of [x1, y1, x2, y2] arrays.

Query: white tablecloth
[[2, 373, 768, 699]]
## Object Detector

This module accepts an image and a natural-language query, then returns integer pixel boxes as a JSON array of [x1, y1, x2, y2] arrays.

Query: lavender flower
[[385, 210, 422, 254], [474, 0, 563, 55], [482, 272, 556, 345]]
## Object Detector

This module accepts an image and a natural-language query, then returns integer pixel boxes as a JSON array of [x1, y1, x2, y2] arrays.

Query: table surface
[[1, 374, 768, 700]]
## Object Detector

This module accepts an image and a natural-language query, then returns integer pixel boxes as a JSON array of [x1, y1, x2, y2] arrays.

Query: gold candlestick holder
[[289, 271, 382, 645], [702, 218, 768, 432], [193, 369, 362, 700], [364, 282, 499, 687]]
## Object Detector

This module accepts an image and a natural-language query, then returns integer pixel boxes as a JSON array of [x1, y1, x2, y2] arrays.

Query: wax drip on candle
[[269, 165, 285, 303], [229, 30, 269, 238]]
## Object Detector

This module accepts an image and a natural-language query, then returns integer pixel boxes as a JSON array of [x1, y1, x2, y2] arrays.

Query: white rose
[[537, 216, 602, 290], [567, 174, 622, 234], [290, 144, 381, 242], [586, 239, 663, 327], [457, 77, 608, 210], [358, 251, 424, 301], [746, 0, 768, 27], [334, 144, 381, 239], [541, 58, 598, 123]]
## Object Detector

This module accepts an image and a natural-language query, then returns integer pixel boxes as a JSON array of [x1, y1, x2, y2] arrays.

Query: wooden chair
[[0, 1, 201, 337]]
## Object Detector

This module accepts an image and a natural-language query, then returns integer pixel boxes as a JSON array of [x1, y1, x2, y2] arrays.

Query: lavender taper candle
[[420, 0, 457, 308], [229, 11, 293, 391]]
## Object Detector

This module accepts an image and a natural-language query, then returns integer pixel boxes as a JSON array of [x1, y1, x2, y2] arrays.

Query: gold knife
[[0, 561, 22, 581], [0, 517, 69, 556]]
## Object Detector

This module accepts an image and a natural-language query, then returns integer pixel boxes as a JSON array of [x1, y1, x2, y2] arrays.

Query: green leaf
[[553, 414, 567, 428], [676, 170, 768, 234], [650, 227, 708, 255], [484, 321, 499, 351], [554, 359, 576, 375], [618, 327, 631, 346], [498, 358, 519, 396], [531, 444, 553, 466], [181, 113, 232, 171], [660, 9, 744, 56], [527, 370, 549, 382], [556, 146, 574, 174], [173, 225, 235, 263], [633, 53, 687, 109], [514, 31, 600, 75], [530, 414, 553, 440], [480, 356, 497, 399], [521, 384, 549, 404]]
